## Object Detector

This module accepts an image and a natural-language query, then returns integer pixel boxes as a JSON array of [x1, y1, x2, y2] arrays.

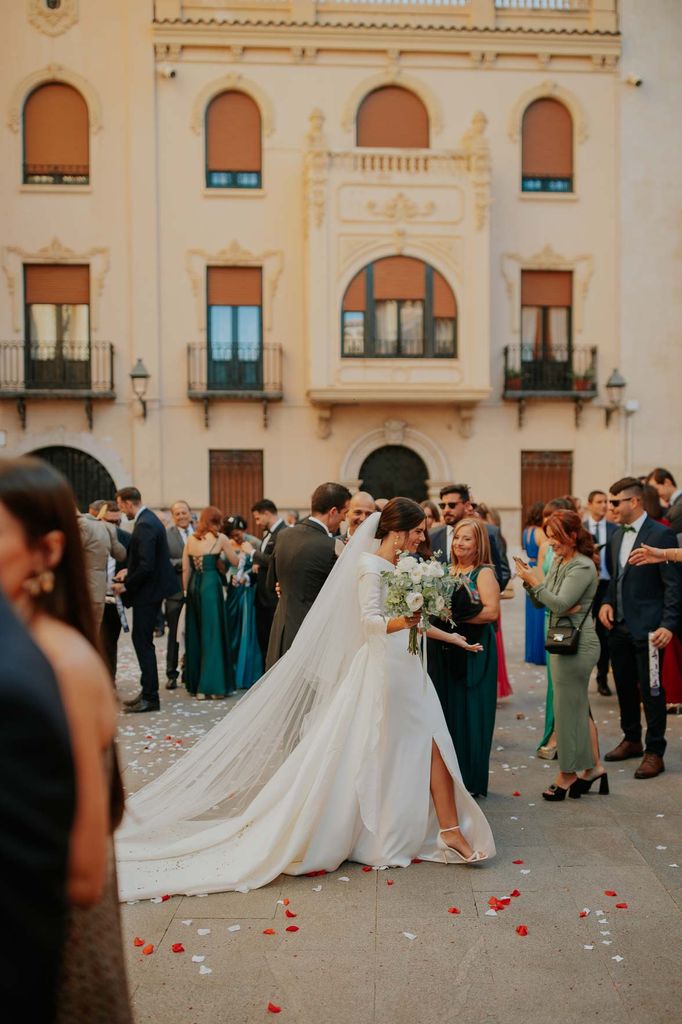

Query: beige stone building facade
[[1, 0, 679, 535]]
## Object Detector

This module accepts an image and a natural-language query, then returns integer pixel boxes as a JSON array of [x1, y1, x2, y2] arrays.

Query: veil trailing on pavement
[[119, 512, 382, 841]]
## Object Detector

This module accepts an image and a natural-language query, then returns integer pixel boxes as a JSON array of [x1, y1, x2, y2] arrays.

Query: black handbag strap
[[551, 600, 594, 635]]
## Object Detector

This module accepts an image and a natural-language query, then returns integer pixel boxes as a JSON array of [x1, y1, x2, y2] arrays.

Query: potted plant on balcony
[[572, 367, 595, 392], [505, 368, 522, 392]]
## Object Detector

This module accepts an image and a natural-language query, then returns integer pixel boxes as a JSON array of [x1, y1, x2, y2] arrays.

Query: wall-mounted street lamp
[[130, 358, 151, 419], [604, 368, 627, 427]]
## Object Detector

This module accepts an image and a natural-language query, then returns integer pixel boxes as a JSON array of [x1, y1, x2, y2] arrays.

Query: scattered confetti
[[386, 880, 394, 886], [362, 866, 373, 872], [192, 955, 205, 963], [512, 791, 521, 797], [516, 925, 528, 936], [285, 926, 299, 933], [612, 955, 624, 963], [579, 910, 590, 918], [267, 1004, 282, 1014], [199, 965, 213, 975], [512, 859, 524, 865], [520, 869, 531, 875], [197, 928, 211, 936], [161, 894, 171, 902], [402, 932, 417, 940], [656, 846, 668, 851], [228, 925, 241, 932], [171, 943, 185, 953], [181, 919, 192, 926], [485, 909, 498, 917], [583, 944, 594, 951], [142, 944, 154, 956], [284, 909, 297, 918], [263, 929, 277, 935], [447, 907, 461, 915], [312, 885, 323, 892], [615, 903, 628, 910], [604, 890, 617, 897], [510, 890, 521, 898], [338, 876, 350, 882]]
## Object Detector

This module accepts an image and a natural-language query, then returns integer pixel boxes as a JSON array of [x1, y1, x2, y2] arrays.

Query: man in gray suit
[[165, 500, 194, 689], [78, 501, 127, 625], [265, 482, 351, 669]]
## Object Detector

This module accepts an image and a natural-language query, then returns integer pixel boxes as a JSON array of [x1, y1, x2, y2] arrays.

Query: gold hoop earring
[[23, 570, 55, 597]]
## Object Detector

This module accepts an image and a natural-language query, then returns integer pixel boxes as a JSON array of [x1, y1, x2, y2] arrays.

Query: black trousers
[[255, 598, 276, 662], [100, 602, 122, 680], [593, 579, 611, 683], [131, 602, 162, 702], [165, 592, 184, 681], [608, 622, 667, 757]]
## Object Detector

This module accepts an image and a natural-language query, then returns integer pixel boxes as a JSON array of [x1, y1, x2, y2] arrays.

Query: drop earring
[[23, 570, 55, 597]]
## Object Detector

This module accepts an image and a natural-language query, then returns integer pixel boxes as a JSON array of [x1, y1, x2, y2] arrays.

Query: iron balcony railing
[[23, 163, 89, 185], [503, 344, 598, 398], [187, 342, 283, 398], [0, 341, 114, 395]]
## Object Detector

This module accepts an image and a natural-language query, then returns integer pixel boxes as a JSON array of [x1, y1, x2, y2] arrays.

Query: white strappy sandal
[[437, 825, 487, 864]]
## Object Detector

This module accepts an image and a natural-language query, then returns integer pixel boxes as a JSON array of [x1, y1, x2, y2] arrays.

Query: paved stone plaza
[[119, 593, 682, 1024]]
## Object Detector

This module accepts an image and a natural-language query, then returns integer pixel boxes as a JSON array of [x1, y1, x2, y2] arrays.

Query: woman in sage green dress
[[183, 507, 241, 699], [222, 514, 262, 690], [516, 509, 607, 801], [427, 517, 500, 797]]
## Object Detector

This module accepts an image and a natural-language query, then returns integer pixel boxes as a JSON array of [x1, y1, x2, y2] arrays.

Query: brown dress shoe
[[634, 753, 665, 779], [604, 739, 644, 762]]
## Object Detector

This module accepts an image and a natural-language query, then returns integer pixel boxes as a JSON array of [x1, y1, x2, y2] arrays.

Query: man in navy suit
[[584, 489, 618, 696], [429, 483, 510, 591], [599, 477, 681, 778], [114, 486, 178, 713]]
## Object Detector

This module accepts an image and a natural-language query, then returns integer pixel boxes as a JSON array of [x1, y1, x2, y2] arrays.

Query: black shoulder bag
[[545, 601, 594, 656]]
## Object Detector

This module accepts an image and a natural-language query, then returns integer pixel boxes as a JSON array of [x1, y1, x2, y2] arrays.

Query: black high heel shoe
[[542, 780, 582, 802], [572, 772, 609, 796]]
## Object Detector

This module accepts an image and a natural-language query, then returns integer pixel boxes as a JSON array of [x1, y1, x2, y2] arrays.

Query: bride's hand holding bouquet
[[382, 553, 457, 655]]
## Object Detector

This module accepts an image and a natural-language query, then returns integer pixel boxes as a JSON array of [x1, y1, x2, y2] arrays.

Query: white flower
[[435, 595, 445, 611], [424, 561, 445, 578], [409, 564, 425, 583], [406, 591, 424, 612], [396, 555, 418, 574]]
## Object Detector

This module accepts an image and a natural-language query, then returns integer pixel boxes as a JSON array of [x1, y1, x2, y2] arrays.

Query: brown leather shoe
[[604, 739, 644, 762], [634, 753, 665, 779]]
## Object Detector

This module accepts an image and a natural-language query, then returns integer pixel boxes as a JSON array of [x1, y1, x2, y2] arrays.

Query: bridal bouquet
[[382, 553, 457, 655]]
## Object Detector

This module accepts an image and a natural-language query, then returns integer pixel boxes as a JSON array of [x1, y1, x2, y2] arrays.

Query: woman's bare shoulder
[[31, 618, 112, 701]]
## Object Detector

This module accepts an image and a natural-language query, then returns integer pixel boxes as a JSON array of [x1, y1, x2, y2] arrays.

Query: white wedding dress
[[117, 527, 495, 900]]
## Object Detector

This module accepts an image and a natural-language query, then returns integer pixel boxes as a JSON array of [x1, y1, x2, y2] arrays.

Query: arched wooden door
[[31, 446, 116, 511], [359, 445, 428, 503]]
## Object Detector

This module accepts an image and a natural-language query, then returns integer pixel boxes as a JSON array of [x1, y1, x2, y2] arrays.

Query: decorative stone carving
[[2, 239, 109, 332], [507, 80, 588, 144], [185, 243, 284, 335], [304, 109, 329, 236], [154, 42, 181, 61], [8, 64, 102, 133], [458, 407, 475, 439], [366, 193, 435, 223], [189, 74, 275, 136], [383, 419, 406, 444], [460, 112, 491, 231], [28, 0, 78, 37], [316, 406, 332, 440], [501, 245, 593, 333]]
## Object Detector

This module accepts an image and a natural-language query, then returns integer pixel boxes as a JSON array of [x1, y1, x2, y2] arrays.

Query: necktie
[[622, 525, 636, 533], [261, 531, 270, 552]]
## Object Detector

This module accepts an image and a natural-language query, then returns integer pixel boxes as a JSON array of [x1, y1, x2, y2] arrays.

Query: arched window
[[23, 82, 89, 185], [205, 91, 262, 189], [359, 445, 428, 503], [31, 446, 116, 511], [521, 98, 573, 193], [356, 86, 429, 149], [342, 256, 456, 359]]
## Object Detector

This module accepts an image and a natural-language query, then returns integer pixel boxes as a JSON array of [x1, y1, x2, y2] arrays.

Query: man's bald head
[[347, 491, 376, 536]]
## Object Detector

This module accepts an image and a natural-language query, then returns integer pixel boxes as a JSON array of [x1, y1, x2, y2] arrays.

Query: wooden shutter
[[521, 270, 572, 308], [24, 83, 89, 172], [207, 267, 262, 306], [342, 270, 366, 312], [356, 87, 429, 149], [25, 264, 90, 304], [521, 451, 573, 530], [209, 450, 264, 534], [373, 257, 425, 301], [522, 98, 572, 179], [433, 270, 457, 318], [206, 92, 261, 172]]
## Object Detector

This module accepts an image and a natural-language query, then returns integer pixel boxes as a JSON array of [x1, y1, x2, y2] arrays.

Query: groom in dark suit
[[114, 487, 178, 712], [599, 477, 681, 779], [266, 482, 351, 669], [250, 499, 287, 661]]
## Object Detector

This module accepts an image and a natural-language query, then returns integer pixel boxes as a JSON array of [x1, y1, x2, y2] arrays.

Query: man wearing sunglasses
[[598, 477, 681, 778], [430, 484, 510, 591]]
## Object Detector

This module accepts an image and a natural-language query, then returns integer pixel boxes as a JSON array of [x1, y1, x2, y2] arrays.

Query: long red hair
[[194, 505, 223, 540], [545, 509, 599, 568]]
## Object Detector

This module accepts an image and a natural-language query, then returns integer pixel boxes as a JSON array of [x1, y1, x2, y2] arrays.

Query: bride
[[117, 498, 495, 898]]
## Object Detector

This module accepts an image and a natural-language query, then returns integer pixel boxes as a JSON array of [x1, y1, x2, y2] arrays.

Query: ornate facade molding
[[189, 74, 275, 136], [460, 111, 491, 231], [2, 238, 110, 332], [303, 109, 329, 237], [27, 0, 78, 37], [339, 422, 451, 492], [501, 244, 594, 334], [8, 63, 102, 133], [185, 242, 284, 335], [338, 234, 462, 287], [366, 192, 435, 223], [507, 80, 588, 144], [341, 70, 443, 137]]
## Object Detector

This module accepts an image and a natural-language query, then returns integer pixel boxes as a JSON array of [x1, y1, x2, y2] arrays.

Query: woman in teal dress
[[522, 503, 547, 664], [427, 517, 501, 797], [222, 515, 262, 690], [183, 507, 240, 699]]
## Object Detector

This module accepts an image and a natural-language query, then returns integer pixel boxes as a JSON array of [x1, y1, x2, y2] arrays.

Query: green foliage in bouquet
[[381, 553, 458, 655]]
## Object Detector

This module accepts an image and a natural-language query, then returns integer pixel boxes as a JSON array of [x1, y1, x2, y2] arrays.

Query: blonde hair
[[451, 516, 492, 569]]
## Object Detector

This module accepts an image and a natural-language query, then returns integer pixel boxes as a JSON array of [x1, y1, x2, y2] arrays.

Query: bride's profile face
[[400, 519, 426, 554]]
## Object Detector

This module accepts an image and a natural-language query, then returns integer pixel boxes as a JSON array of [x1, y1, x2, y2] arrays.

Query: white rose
[[409, 564, 425, 583], [406, 591, 424, 612], [435, 595, 445, 611], [397, 556, 418, 574], [425, 561, 445, 578]]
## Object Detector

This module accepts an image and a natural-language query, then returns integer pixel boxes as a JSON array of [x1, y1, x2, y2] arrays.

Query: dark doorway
[[521, 450, 573, 528], [359, 445, 428, 503], [31, 445, 117, 511], [209, 449, 264, 534]]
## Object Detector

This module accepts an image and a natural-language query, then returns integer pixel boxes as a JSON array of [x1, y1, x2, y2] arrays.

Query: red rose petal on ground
[[142, 944, 154, 955], [386, 880, 394, 886], [512, 859, 524, 865], [267, 1003, 282, 1014], [615, 903, 629, 909], [165, 735, 172, 740], [516, 925, 528, 937], [411, 858, 423, 864], [284, 909, 297, 918], [362, 866, 372, 872], [604, 890, 617, 897], [447, 907, 461, 915], [512, 791, 521, 797], [262, 929, 277, 935], [499, 898, 511, 906], [579, 911, 588, 918], [510, 889, 521, 898], [133, 937, 144, 947], [161, 894, 171, 902], [171, 943, 184, 953], [285, 925, 299, 933], [282, 898, 290, 906]]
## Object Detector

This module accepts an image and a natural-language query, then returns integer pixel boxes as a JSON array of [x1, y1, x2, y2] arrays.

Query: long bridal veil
[[118, 512, 382, 842]]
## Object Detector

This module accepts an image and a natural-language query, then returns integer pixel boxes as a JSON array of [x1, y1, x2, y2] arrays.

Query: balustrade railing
[[0, 341, 114, 394], [503, 344, 597, 397], [188, 342, 283, 396]]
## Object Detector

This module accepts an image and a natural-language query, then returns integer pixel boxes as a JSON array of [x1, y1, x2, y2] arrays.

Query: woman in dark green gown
[[183, 507, 241, 699], [427, 517, 500, 797]]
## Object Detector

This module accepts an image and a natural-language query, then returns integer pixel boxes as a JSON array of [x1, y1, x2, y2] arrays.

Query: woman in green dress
[[182, 506, 240, 699], [427, 517, 500, 797], [222, 515, 262, 690], [515, 509, 607, 801]]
